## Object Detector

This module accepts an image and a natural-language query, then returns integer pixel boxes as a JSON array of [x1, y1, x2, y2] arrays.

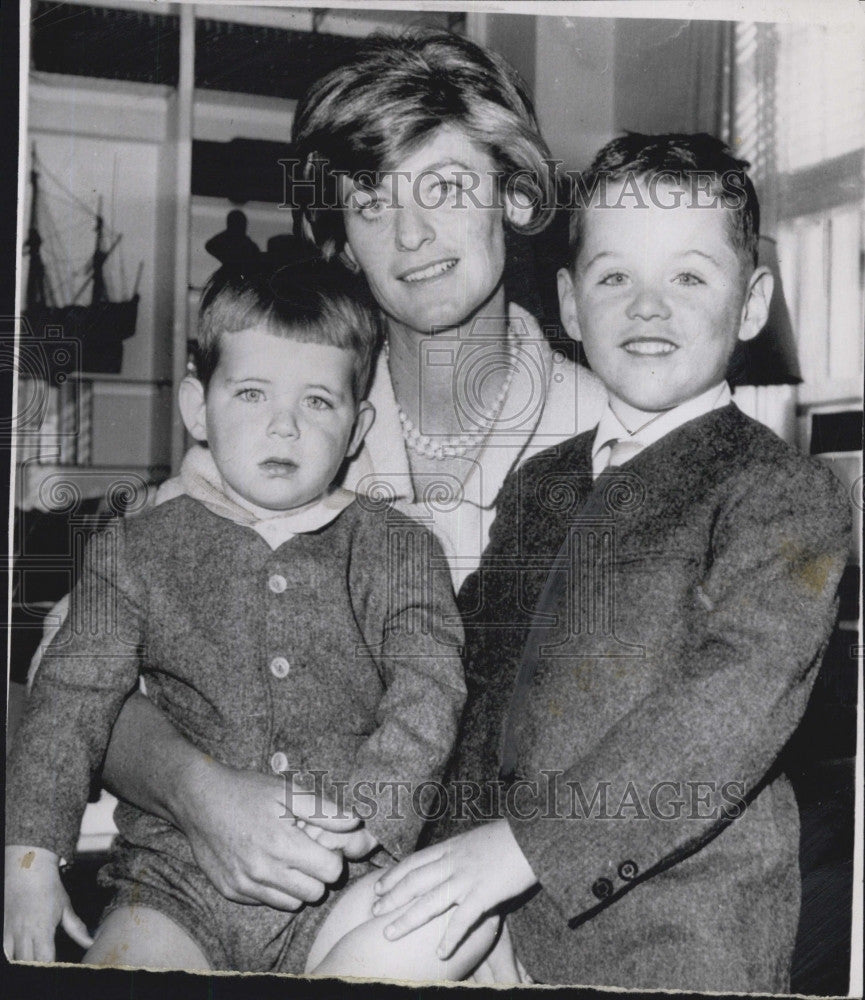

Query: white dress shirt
[[591, 382, 733, 478]]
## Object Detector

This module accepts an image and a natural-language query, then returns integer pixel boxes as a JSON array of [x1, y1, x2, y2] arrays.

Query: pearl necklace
[[386, 329, 518, 461]]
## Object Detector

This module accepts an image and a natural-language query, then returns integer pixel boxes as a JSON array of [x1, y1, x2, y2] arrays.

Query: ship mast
[[91, 200, 108, 305], [25, 146, 52, 309]]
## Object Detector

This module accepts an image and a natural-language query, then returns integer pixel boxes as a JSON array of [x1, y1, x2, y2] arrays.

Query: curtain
[[614, 19, 732, 136], [611, 18, 801, 438]]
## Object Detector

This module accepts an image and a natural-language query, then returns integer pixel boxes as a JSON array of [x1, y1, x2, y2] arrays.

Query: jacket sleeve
[[345, 515, 466, 860], [6, 521, 144, 860], [506, 457, 852, 923]]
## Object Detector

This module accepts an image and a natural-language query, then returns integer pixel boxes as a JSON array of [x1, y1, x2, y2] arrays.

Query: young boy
[[5, 261, 466, 973], [306, 134, 852, 993]]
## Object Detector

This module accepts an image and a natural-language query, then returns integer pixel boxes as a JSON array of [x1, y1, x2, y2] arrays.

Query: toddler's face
[[183, 327, 372, 515], [559, 179, 772, 415]]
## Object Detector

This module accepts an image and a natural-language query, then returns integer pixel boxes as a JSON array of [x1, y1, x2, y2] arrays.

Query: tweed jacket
[[6, 495, 466, 866], [443, 404, 850, 992]]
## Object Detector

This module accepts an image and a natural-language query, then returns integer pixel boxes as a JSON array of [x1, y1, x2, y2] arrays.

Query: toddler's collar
[[154, 445, 355, 548]]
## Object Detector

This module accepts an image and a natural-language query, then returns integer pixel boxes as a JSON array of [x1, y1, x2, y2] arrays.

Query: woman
[[56, 29, 605, 974], [289, 29, 605, 588]]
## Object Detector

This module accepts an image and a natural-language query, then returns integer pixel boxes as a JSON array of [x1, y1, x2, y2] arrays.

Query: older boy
[[5, 262, 466, 972], [309, 134, 851, 993]]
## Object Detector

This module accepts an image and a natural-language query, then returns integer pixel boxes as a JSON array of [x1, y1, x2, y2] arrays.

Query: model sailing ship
[[23, 146, 141, 375]]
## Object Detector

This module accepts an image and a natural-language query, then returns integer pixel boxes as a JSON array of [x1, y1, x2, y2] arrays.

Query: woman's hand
[[370, 821, 537, 957], [4, 845, 93, 961], [100, 694, 358, 910], [173, 758, 360, 910]]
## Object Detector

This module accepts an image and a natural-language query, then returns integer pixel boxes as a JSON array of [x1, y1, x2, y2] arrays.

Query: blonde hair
[[196, 261, 382, 400], [291, 29, 555, 257]]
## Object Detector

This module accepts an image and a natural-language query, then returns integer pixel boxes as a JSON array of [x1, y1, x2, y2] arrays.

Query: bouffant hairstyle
[[290, 29, 555, 257]]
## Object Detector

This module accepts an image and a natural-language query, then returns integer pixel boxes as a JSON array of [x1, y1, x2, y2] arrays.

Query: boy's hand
[[175, 760, 360, 910], [297, 820, 379, 861], [370, 821, 537, 958], [4, 846, 93, 961]]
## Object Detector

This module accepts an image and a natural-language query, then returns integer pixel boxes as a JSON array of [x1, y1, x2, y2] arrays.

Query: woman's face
[[342, 126, 515, 336]]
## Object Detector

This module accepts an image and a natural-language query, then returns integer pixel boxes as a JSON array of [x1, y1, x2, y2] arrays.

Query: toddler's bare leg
[[306, 871, 498, 982], [83, 906, 211, 971], [471, 921, 524, 983]]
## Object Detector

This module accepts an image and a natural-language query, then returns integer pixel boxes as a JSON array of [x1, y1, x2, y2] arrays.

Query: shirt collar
[[345, 303, 550, 510], [592, 382, 732, 464], [156, 445, 355, 550]]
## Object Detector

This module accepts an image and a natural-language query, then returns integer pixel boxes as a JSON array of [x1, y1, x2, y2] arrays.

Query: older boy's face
[[183, 328, 372, 515], [559, 179, 771, 415]]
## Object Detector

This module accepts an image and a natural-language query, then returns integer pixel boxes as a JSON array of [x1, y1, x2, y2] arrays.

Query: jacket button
[[270, 751, 289, 774], [269, 656, 290, 679], [591, 877, 613, 901], [618, 860, 639, 881], [268, 574, 287, 594]]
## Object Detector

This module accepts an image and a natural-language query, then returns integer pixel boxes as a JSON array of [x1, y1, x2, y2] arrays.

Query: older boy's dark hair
[[291, 28, 555, 257], [196, 260, 382, 400], [569, 132, 760, 270]]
